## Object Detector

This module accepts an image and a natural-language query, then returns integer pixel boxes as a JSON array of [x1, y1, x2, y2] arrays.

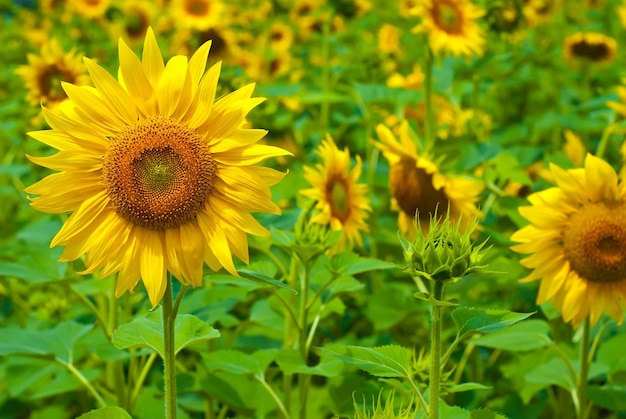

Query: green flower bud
[[400, 211, 489, 283]]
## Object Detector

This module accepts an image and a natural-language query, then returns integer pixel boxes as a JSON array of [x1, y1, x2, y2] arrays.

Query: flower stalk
[[577, 317, 591, 419], [428, 280, 445, 419], [163, 277, 177, 419]]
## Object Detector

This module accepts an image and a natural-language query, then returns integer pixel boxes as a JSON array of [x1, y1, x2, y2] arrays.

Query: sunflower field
[[2, 0, 626, 418]]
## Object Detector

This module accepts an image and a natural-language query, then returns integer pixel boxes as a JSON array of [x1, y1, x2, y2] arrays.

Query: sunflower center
[[327, 177, 350, 222], [102, 116, 216, 231], [433, 1, 463, 34], [571, 40, 610, 62], [186, 0, 209, 16], [390, 156, 449, 220], [563, 201, 626, 283], [125, 9, 149, 38], [39, 64, 70, 102]]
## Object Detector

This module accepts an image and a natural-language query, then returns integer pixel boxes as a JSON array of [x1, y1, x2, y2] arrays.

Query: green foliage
[[77, 407, 132, 419], [112, 310, 219, 357]]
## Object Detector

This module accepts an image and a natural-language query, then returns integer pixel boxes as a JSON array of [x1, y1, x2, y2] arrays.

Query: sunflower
[[511, 155, 626, 327], [300, 134, 371, 250], [378, 23, 402, 55], [172, 0, 226, 31], [268, 21, 294, 53], [373, 121, 483, 236], [67, 0, 111, 19], [25, 29, 291, 307], [412, 0, 486, 58], [110, 0, 156, 44], [523, 0, 560, 27], [15, 39, 89, 107], [563, 32, 617, 66]]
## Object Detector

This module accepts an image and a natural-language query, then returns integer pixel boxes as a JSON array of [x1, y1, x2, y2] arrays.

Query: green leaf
[[276, 349, 343, 377], [331, 252, 397, 276], [525, 357, 576, 391], [112, 310, 219, 357], [202, 349, 270, 379], [448, 382, 491, 393], [587, 383, 626, 411], [0, 321, 92, 363], [238, 269, 297, 293], [473, 319, 552, 351], [322, 345, 410, 378], [76, 406, 133, 419], [597, 333, 626, 375], [452, 308, 535, 340]]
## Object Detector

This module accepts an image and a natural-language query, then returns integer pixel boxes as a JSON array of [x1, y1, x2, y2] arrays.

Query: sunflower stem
[[577, 317, 591, 419], [428, 280, 445, 419], [163, 277, 177, 419]]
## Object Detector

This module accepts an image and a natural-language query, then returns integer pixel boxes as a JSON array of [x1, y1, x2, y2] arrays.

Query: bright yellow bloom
[[15, 39, 89, 107], [412, 0, 486, 58], [563, 32, 617, 66], [109, 0, 156, 44], [301, 134, 371, 250], [25, 29, 290, 307], [511, 155, 626, 327], [373, 121, 483, 237], [564, 130, 585, 166], [378, 23, 402, 55], [269, 21, 294, 53], [523, 0, 561, 27]]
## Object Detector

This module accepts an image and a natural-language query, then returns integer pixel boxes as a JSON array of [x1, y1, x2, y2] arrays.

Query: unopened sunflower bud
[[400, 211, 489, 283]]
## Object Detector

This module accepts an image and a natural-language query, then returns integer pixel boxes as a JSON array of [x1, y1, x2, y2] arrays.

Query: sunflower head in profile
[[300, 134, 371, 251], [511, 155, 626, 327], [412, 0, 486, 58], [25, 28, 291, 307], [15, 39, 89, 107], [563, 32, 617, 66], [373, 121, 483, 237]]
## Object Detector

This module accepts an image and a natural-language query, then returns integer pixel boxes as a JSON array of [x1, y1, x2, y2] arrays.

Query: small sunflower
[[607, 79, 626, 119], [268, 21, 294, 53], [412, 0, 486, 58], [564, 32, 617, 66], [25, 28, 291, 307], [619, 0, 626, 30], [378, 23, 402, 55], [523, 0, 560, 27], [373, 121, 483, 236], [511, 155, 626, 327], [300, 134, 371, 250], [15, 39, 89, 107], [110, 0, 155, 44], [67, 0, 111, 19], [172, 0, 226, 31]]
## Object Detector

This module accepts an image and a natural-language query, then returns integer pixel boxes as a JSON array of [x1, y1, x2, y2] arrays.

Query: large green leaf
[[452, 307, 535, 340], [587, 383, 626, 411], [323, 345, 411, 378], [112, 310, 219, 357], [473, 319, 552, 351], [202, 349, 277, 380], [0, 321, 92, 363], [76, 407, 132, 419], [276, 349, 343, 377], [330, 252, 397, 276]]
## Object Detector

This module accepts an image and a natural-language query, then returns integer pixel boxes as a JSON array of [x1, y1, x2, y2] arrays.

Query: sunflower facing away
[[25, 28, 291, 307], [373, 121, 483, 237], [412, 0, 486, 58], [16, 39, 89, 107], [300, 134, 371, 250], [511, 155, 626, 327]]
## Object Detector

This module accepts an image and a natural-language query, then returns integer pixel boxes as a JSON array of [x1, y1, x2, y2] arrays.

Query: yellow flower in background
[[373, 121, 483, 237], [378, 23, 402, 55], [564, 32, 617, 66], [172, 0, 226, 31], [618, 0, 626, 30], [67, 0, 111, 19], [269, 21, 294, 53], [110, 0, 156, 44], [15, 39, 89, 107], [511, 155, 626, 327], [564, 130, 585, 166], [412, 0, 486, 58], [25, 28, 291, 307], [386, 65, 424, 90], [301, 134, 371, 250], [523, 0, 561, 27], [607, 79, 626, 119]]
